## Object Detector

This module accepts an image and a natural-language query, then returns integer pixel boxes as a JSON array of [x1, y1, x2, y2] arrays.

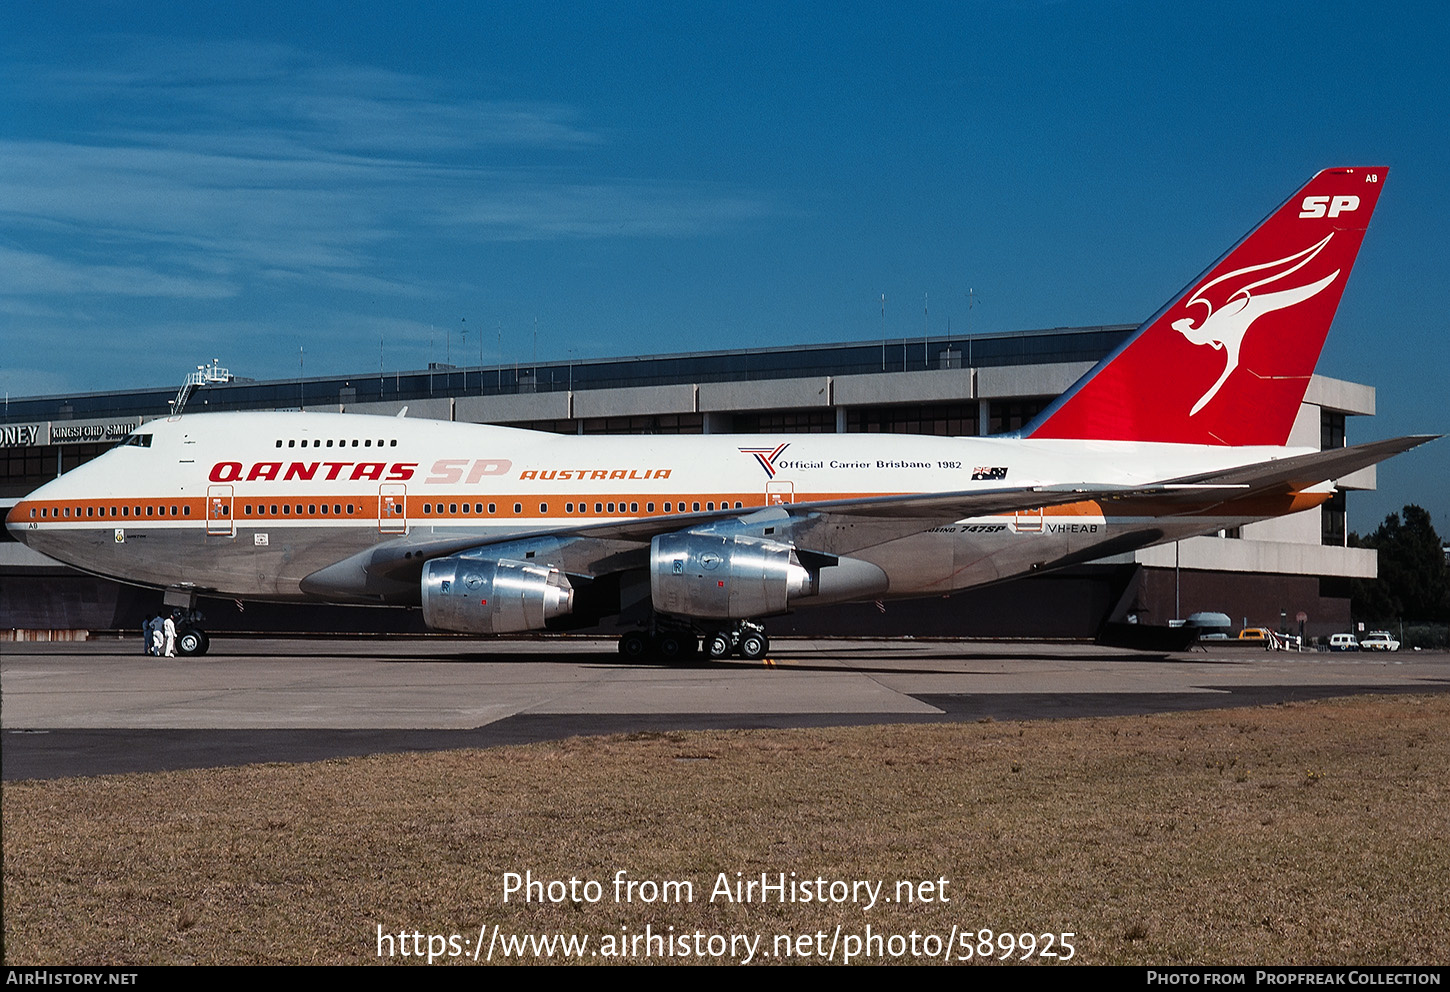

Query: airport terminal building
[[2, 325, 1379, 640]]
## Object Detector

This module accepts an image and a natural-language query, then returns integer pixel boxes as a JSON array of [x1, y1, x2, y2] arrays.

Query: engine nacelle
[[421, 555, 574, 634], [650, 533, 889, 619]]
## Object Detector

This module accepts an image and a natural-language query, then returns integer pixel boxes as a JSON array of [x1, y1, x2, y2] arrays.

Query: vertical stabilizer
[[1027, 167, 1386, 446]]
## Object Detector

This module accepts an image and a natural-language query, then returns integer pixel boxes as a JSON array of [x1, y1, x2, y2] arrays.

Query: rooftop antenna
[[966, 287, 981, 367], [880, 293, 886, 371]]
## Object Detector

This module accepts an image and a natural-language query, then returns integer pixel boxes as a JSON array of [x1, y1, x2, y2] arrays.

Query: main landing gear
[[617, 619, 770, 663]]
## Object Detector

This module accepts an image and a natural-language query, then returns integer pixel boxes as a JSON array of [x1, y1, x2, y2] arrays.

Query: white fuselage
[[6, 411, 1319, 607]]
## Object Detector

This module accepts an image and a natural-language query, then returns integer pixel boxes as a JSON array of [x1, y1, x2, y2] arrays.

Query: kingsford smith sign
[[0, 418, 142, 447]]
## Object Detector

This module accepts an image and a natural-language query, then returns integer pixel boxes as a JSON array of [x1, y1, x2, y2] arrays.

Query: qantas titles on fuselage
[[209, 460, 417, 483]]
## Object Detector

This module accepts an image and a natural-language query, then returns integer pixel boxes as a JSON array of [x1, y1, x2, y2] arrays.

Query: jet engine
[[650, 532, 888, 619], [422, 555, 574, 634]]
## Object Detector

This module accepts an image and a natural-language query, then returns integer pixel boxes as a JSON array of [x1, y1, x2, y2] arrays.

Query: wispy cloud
[[0, 37, 775, 306], [0, 245, 237, 299]]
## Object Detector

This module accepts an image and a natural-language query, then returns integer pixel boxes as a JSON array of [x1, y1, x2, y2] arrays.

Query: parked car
[[1328, 633, 1360, 652], [1238, 627, 1277, 645], [1360, 631, 1401, 652]]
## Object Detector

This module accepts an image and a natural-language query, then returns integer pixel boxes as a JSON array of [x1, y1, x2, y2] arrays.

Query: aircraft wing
[[299, 483, 1143, 601], [300, 435, 1437, 602]]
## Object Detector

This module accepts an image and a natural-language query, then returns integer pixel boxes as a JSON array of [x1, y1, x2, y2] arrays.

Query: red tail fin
[[1027, 167, 1387, 446]]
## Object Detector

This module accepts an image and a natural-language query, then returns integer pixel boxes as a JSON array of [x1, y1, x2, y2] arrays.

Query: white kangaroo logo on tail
[[1173, 235, 1339, 416]]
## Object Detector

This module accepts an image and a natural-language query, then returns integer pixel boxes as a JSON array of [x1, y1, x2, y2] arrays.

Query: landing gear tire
[[706, 632, 734, 660], [176, 629, 208, 657], [739, 631, 769, 661], [656, 633, 697, 664], [618, 631, 651, 660]]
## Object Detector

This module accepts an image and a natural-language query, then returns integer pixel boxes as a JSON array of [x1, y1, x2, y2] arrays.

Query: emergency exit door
[[206, 485, 234, 537]]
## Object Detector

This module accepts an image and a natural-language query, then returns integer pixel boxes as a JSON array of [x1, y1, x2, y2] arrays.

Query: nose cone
[[6, 473, 76, 553], [7, 492, 40, 546]]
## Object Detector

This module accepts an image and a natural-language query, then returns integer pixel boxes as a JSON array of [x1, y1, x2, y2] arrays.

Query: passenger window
[[513, 503, 522, 514], [539, 503, 548, 513], [488, 503, 496, 514]]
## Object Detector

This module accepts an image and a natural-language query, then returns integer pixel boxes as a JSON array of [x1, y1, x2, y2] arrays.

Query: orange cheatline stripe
[[6, 490, 1328, 526]]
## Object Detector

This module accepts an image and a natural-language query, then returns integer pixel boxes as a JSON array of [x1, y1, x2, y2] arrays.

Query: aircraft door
[[379, 484, 408, 534], [766, 481, 795, 506], [206, 485, 234, 537]]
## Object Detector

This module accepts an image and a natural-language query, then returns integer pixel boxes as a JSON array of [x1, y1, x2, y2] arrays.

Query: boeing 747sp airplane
[[6, 167, 1434, 659]]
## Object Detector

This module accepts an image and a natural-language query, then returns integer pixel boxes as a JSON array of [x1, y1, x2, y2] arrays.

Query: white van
[[1328, 633, 1359, 652]]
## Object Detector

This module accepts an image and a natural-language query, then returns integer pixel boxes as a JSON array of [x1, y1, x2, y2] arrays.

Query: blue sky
[[2, 1, 1445, 530]]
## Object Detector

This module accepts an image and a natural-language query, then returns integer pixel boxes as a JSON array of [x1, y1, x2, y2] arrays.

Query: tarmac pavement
[[5, 635, 1447, 779]]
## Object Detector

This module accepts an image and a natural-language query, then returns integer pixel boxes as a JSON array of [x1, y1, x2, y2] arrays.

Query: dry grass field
[[5, 692, 1447, 965]]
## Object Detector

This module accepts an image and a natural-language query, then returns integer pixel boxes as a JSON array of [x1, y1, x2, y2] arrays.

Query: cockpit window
[[124, 434, 153, 447]]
